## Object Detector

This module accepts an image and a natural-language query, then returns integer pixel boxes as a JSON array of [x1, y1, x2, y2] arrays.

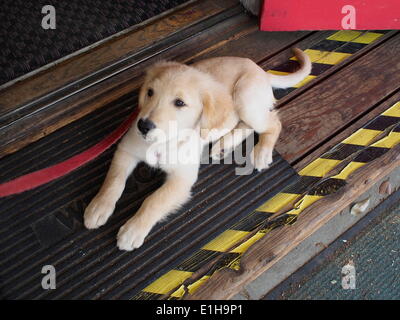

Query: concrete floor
[[278, 199, 399, 299]]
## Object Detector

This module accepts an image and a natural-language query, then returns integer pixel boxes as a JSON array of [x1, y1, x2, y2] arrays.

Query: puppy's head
[[136, 61, 235, 143]]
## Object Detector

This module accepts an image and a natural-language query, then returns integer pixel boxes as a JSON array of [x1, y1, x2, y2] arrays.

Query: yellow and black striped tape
[[269, 30, 387, 99], [132, 30, 393, 300]]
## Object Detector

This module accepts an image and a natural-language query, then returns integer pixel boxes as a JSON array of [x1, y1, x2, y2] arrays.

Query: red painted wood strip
[[260, 0, 400, 31]]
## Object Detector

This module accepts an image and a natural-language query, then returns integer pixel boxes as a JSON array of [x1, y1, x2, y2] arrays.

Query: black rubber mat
[[0, 93, 298, 299], [0, 0, 190, 86]]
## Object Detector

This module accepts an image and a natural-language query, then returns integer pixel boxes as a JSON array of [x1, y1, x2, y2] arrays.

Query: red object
[[0, 109, 139, 197], [260, 0, 400, 31]]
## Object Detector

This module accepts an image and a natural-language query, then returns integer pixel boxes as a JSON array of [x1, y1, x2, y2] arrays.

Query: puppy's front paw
[[117, 219, 149, 251], [251, 145, 273, 171], [84, 197, 115, 229]]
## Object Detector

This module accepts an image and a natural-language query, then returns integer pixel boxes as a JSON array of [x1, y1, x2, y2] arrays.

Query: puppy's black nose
[[137, 118, 155, 135]]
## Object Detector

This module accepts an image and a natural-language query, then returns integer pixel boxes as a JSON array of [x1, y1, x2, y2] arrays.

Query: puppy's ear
[[145, 60, 182, 79], [200, 85, 237, 141]]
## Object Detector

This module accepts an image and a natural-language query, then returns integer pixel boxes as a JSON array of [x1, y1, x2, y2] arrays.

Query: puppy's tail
[[268, 48, 312, 89]]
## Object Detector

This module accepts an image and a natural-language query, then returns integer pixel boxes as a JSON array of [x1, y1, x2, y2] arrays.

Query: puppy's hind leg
[[84, 146, 139, 229], [210, 121, 254, 161], [251, 110, 281, 171], [234, 73, 281, 171]]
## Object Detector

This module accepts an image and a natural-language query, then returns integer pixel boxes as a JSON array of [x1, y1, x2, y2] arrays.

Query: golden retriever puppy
[[83, 48, 311, 251]]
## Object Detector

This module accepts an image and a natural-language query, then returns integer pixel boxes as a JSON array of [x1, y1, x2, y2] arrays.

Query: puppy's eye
[[147, 88, 154, 97], [174, 99, 186, 107]]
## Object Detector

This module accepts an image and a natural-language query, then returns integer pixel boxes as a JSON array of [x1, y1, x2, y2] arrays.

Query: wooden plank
[[188, 30, 311, 63], [0, 0, 237, 116], [294, 90, 400, 171], [264, 30, 398, 108], [186, 139, 400, 299], [0, 16, 311, 158], [275, 33, 400, 163]]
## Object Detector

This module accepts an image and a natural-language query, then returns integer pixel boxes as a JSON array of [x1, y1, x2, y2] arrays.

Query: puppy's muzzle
[[137, 118, 156, 136]]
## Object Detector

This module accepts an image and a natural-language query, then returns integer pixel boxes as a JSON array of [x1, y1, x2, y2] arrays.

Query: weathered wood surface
[[0, 0, 236, 113], [187, 140, 400, 300], [294, 91, 400, 170], [269, 30, 398, 108], [188, 29, 310, 63], [276, 33, 400, 163], [0, 14, 311, 158]]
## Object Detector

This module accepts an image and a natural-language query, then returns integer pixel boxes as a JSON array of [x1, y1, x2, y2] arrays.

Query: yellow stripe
[[372, 131, 400, 148], [327, 30, 383, 44], [382, 101, 400, 117], [332, 161, 365, 180], [293, 75, 317, 88], [299, 158, 342, 177], [187, 275, 210, 294], [143, 270, 192, 294], [257, 192, 300, 213], [267, 70, 317, 88], [342, 128, 382, 146], [171, 275, 210, 298], [327, 31, 384, 44], [231, 231, 265, 254], [288, 194, 324, 216], [291, 49, 351, 65], [202, 229, 249, 252], [267, 70, 288, 76], [327, 30, 363, 42], [352, 32, 384, 44]]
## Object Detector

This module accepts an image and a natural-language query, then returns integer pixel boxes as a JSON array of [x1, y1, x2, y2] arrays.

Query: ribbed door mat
[[0, 0, 190, 85]]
